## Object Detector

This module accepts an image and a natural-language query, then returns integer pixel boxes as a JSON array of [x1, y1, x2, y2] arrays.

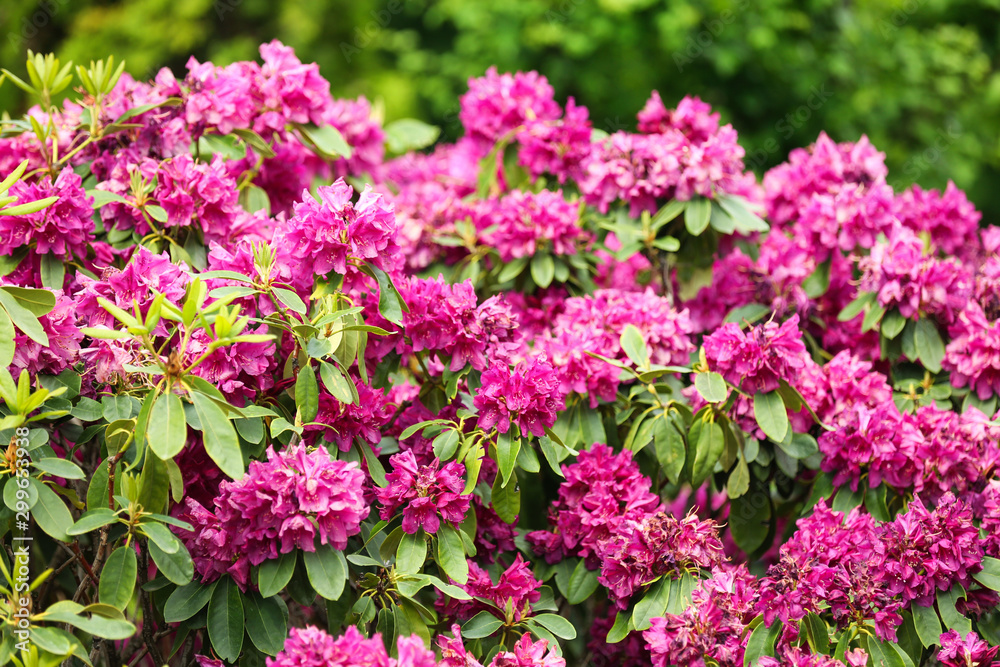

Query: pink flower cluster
[[376, 450, 471, 534], [266, 626, 434, 667], [581, 94, 756, 216], [274, 178, 399, 278], [474, 358, 564, 437], [177, 444, 368, 588], [473, 189, 588, 262]]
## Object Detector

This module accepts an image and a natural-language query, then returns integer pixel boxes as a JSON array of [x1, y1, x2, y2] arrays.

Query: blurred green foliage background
[[3, 0, 1000, 219]]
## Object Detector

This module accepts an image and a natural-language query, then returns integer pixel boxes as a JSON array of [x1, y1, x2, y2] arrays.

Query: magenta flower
[[376, 450, 471, 534], [643, 566, 758, 667], [879, 493, 984, 607], [176, 444, 369, 589], [472, 189, 589, 262], [275, 178, 399, 278], [441, 554, 542, 623], [944, 303, 1000, 400], [266, 626, 435, 667], [858, 226, 972, 325], [0, 167, 93, 261], [703, 314, 808, 395], [397, 276, 521, 372], [474, 358, 564, 437], [936, 630, 1000, 667], [459, 68, 561, 153], [527, 443, 661, 564]]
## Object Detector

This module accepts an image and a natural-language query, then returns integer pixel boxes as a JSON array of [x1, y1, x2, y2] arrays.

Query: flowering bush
[[0, 45, 998, 667]]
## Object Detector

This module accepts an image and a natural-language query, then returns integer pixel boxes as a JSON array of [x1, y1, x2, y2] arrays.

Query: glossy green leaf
[[164, 580, 217, 623], [258, 551, 297, 598], [436, 523, 469, 585], [303, 542, 348, 600], [99, 546, 137, 609], [684, 197, 711, 235], [295, 363, 319, 423], [911, 603, 942, 648], [753, 391, 788, 443], [694, 371, 727, 402], [243, 591, 287, 656], [208, 576, 244, 662], [190, 391, 243, 479], [148, 392, 187, 460]]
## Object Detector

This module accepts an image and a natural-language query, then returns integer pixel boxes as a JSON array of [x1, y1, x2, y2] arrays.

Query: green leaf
[[937, 584, 972, 636], [881, 309, 906, 339], [0, 310, 13, 367], [802, 613, 829, 654], [67, 508, 118, 536], [33, 481, 72, 542], [272, 287, 306, 315], [651, 199, 687, 229], [299, 124, 353, 159], [911, 603, 942, 648], [863, 635, 905, 667], [530, 253, 555, 289], [606, 610, 634, 644], [691, 419, 725, 487], [462, 610, 503, 639], [319, 361, 357, 405], [496, 432, 520, 487], [709, 201, 736, 234], [243, 591, 287, 656], [497, 256, 529, 283], [861, 299, 887, 333], [190, 391, 243, 479], [0, 288, 48, 345], [396, 530, 426, 575], [303, 543, 348, 600], [148, 392, 187, 460], [148, 539, 194, 585], [620, 324, 650, 368], [384, 118, 440, 154], [727, 455, 751, 497], [717, 194, 769, 234], [775, 433, 818, 460], [164, 580, 217, 623], [258, 551, 297, 598], [295, 364, 319, 423], [743, 618, 782, 666], [33, 457, 85, 479], [838, 292, 875, 322], [99, 546, 137, 609], [684, 197, 711, 235], [753, 391, 788, 443], [654, 416, 686, 484], [729, 477, 772, 554], [208, 576, 245, 662], [532, 613, 577, 640], [974, 556, 1000, 592], [436, 524, 469, 585], [40, 253, 65, 289], [372, 266, 405, 326], [39, 601, 136, 640], [724, 303, 771, 327], [0, 247, 28, 277], [432, 429, 460, 460], [694, 372, 727, 402], [913, 318, 944, 373], [138, 518, 183, 553], [632, 577, 670, 631], [565, 559, 599, 605], [491, 469, 520, 524]]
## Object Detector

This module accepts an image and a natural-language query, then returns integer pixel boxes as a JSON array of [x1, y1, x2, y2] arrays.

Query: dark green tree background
[[3, 0, 1000, 219]]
